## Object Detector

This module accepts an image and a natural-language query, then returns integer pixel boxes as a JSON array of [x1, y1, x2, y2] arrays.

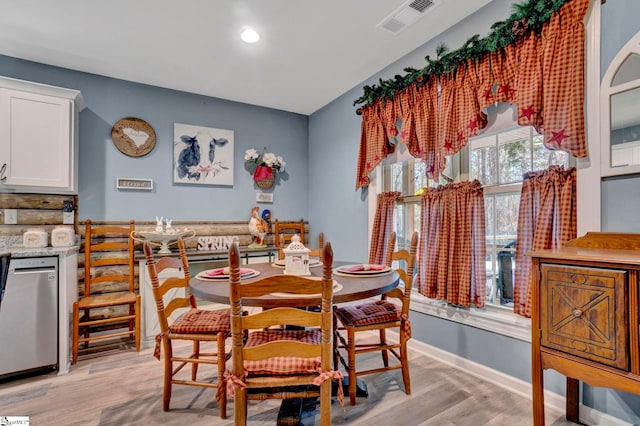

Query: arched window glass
[[612, 53, 640, 86], [602, 32, 640, 176]]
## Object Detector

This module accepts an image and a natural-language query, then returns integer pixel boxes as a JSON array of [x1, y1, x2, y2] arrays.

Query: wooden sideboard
[[529, 233, 640, 425]]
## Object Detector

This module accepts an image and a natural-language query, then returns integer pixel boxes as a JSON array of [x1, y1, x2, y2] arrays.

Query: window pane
[[470, 135, 497, 185], [533, 135, 569, 170], [612, 53, 640, 86], [484, 195, 494, 240], [495, 192, 518, 306], [495, 192, 519, 246], [414, 162, 426, 194], [498, 133, 530, 184], [390, 163, 403, 193], [394, 203, 404, 241]]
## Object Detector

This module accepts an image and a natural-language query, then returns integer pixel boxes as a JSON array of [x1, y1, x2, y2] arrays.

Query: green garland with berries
[[353, 0, 571, 108]]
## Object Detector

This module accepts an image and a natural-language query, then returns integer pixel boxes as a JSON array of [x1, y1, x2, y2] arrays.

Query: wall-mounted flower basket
[[245, 148, 285, 190], [254, 165, 275, 189]]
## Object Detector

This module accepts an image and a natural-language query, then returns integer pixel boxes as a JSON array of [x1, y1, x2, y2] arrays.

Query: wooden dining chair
[[227, 240, 341, 426], [278, 231, 324, 260], [72, 219, 140, 364], [274, 219, 305, 260], [143, 237, 231, 418], [333, 231, 419, 405]]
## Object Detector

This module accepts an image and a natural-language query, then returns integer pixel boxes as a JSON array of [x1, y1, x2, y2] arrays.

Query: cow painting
[[173, 123, 234, 185]]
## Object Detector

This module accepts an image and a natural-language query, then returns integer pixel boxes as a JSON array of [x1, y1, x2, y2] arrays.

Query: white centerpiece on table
[[283, 234, 311, 276]]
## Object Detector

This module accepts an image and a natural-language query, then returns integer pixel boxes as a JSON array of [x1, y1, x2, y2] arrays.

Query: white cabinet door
[[0, 88, 72, 190]]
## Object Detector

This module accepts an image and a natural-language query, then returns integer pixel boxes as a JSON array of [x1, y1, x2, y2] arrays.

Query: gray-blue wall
[[0, 55, 309, 223], [599, 6, 640, 421]]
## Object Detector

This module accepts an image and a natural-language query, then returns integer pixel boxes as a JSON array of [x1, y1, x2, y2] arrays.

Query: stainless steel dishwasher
[[0, 256, 58, 379]]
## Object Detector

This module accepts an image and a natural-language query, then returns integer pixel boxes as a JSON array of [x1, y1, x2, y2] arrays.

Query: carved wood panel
[[541, 263, 628, 370]]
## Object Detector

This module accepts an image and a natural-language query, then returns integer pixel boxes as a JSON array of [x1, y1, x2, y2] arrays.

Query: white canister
[[23, 228, 48, 248], [51, 226, 75, 247]]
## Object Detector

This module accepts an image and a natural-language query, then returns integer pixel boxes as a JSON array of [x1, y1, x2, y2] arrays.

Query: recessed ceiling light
[[240, 28, 260, 43]]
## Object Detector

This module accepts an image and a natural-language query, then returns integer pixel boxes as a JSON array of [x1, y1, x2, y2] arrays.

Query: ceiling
[[0, 0, 493, 115]]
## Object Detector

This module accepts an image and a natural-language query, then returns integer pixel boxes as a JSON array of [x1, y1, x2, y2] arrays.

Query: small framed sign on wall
[[116, 177, 154, 191]]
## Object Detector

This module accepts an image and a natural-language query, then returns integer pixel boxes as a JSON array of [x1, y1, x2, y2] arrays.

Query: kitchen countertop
[[0, 236, 79, 257], [8, 245, 80, 258]]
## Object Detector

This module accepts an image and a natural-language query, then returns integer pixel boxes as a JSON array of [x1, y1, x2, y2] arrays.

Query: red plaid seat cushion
[[169, 308, 231, 334], [243, 329, 321, 375], [335, 300, 400, 327]]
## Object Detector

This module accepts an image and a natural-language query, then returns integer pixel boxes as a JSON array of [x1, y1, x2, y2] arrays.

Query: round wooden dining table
[[189, 261, 399, 308]]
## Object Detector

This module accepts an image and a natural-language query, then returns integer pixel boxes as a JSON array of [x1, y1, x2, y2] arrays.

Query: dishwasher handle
[[10, 268, 57, 285]]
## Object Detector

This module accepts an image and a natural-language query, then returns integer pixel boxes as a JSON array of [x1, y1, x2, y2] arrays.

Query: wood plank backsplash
[[0, 193, 78, 236]]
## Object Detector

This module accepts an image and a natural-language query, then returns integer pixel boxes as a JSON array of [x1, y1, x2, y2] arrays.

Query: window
[[379, 126, 569, 307], [602, 32, 640, 176], [469, 127, 569, 306], [370, 2, 598, 342]]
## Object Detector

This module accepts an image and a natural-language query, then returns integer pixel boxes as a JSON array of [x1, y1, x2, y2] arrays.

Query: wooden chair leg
[[400, 335, 411, 395], [380, 329, 389, 367], [332, 314, 339, 371], [235, 387, 248, 426], [71, 302, 79, 365], [134, 296, 141, 351], [82, 308, 90, 349], [129, 302, 135, 340], [162, 338, 172, 411], [217, 332, 227, 419], [347, 327, 357, 406], [319, 379, 331, 426], [191, 341, 200, 380]]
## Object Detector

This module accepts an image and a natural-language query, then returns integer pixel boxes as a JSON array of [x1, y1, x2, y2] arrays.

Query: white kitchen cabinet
[[0, 77, 84, 193]]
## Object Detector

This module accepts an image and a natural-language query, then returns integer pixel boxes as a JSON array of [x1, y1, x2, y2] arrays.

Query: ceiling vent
[[377, 0, 440, 35]]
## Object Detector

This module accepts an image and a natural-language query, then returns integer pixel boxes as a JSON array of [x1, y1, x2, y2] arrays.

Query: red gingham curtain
[[516, 31, 543, 131], [413, 78, 442, 179], [399, 87, 417, 154], [369, 191, 401, 264], [513, 166, 577, 317], [476, 53, 495, 111], [415, 181, 486, 308], [539, 0, 589, 157], [380, 96, 401, 143], [356, 101, 395, 190], [492, 43, 519, 105], [445, 60, 487, 155], [437, 72, 458, 160]]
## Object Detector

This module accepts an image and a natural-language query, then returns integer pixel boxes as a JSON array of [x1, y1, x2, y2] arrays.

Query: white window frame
[[367, 1, 600, 342]]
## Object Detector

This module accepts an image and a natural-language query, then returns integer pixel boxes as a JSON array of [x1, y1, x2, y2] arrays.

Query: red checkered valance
[[355, 0, 589, 190]]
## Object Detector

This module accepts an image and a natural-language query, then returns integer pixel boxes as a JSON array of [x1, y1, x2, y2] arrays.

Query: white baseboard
[[382, 330, 632, 426]]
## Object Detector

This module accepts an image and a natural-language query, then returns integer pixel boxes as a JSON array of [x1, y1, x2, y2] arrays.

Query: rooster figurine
[[248, 206, 268, 248]]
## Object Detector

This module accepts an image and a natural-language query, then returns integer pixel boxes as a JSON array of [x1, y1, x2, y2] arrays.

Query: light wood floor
[[0, 337, 578, 425]]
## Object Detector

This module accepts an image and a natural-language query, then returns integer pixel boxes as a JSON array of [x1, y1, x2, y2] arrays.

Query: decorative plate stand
[[111, 117, 156, 157], [131, 229, 196, 254]]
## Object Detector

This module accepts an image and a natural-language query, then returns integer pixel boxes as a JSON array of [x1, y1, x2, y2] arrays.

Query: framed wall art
[[173, 123, 234, 186]]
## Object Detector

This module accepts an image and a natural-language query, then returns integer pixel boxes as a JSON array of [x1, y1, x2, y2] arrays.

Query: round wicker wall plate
[[111, 117, 156, 157]]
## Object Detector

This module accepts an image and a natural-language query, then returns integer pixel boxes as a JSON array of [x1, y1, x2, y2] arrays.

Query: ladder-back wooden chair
[[278, 231, 324, 260], [274, 219, 305, 260], [333, 231, 419, 405], [227, 241, 342, 426], [143, 238, 231, 417], [72, 219, 140, 364]]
